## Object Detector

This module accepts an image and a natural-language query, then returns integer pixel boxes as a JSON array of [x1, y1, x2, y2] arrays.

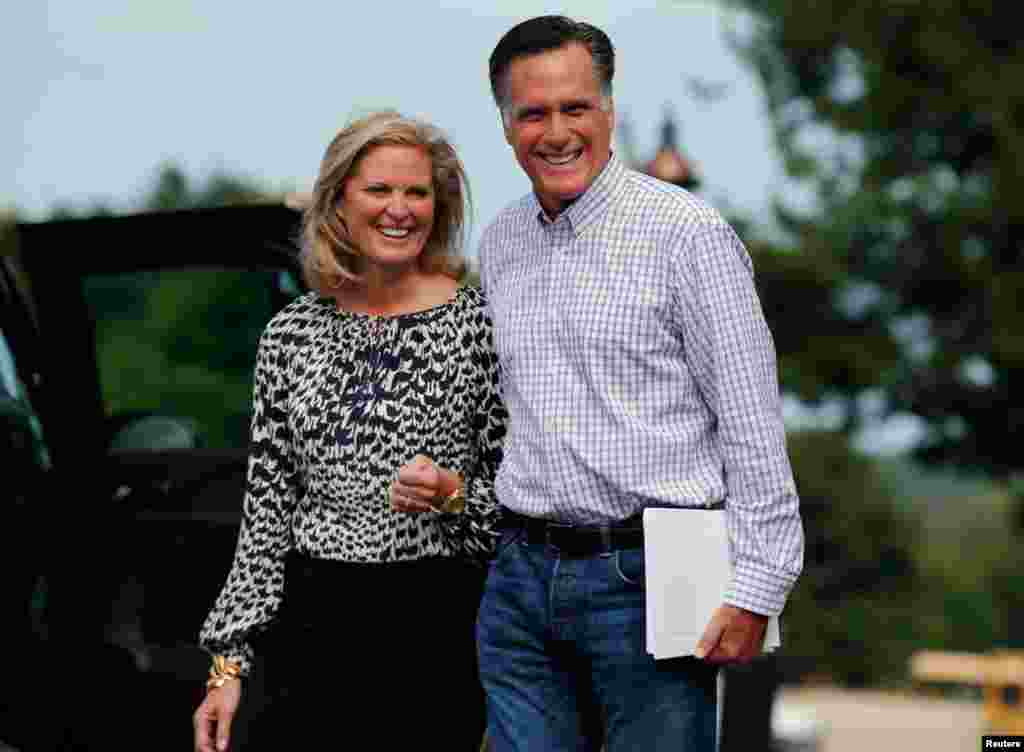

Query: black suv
[[1, 205, 306, 752]]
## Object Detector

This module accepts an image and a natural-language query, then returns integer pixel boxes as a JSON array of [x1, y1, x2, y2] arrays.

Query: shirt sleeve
[[435, 295, 507, 564], [198, 319, 300, 675], [672, 221, 804, 616]]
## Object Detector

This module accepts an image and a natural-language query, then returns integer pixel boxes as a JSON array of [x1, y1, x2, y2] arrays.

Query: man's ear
[[498, 109, 513, 145]]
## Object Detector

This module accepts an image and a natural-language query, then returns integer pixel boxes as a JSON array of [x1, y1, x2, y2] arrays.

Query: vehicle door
[[13, 205, 307, 706]]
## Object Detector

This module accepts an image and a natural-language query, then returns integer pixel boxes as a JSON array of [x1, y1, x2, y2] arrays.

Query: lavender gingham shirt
[[478, 152, 803, 616]]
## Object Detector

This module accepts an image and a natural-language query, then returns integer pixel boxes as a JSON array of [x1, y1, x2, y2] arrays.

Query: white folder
[[643, 507, 780, 659]]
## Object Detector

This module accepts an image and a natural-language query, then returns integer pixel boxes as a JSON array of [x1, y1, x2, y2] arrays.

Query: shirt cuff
[[723, 559, 797, 617]]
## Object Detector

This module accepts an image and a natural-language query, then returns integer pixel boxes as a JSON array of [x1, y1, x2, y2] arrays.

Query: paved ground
[[0, 685, 992, 752], [775, 687, 986, 752]]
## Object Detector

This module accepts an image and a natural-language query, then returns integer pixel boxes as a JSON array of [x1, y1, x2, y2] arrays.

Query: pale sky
[[4, 0, 787, 233]]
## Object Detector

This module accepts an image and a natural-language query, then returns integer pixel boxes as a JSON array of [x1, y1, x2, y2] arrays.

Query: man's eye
[[366, 186, 388, 193]]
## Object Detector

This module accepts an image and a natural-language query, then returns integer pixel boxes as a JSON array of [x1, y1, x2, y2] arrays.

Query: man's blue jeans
[[477, 526, 718, 751]]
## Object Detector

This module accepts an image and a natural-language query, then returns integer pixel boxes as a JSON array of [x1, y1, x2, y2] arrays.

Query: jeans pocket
[[611, 547, 645, 586]]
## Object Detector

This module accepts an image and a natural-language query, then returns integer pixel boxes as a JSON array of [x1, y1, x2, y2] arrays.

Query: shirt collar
[[531, 151, 626, 236]]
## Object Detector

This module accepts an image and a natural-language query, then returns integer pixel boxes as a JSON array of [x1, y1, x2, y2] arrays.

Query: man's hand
[[694, 604, 769, 665], [391, 454, 448, 514]]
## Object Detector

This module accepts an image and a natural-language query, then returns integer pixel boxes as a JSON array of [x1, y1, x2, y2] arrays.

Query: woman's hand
[[193, 680, 242, 752], [391, 454, 456, 514]]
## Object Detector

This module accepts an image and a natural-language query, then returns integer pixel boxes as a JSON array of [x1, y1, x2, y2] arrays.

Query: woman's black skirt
[[248, 551, 487, 750]]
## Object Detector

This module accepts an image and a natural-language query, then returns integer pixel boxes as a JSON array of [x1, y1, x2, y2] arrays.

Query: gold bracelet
[[206, 655, 242, 691], [439, 479, 465, 514]]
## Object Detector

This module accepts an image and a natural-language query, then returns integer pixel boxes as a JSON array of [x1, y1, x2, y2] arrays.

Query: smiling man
[[476, 15, 805, 752], [499, 38, 613, 216]]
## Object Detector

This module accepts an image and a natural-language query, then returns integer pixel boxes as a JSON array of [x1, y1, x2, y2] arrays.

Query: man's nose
[[545, 113, 570, 145]]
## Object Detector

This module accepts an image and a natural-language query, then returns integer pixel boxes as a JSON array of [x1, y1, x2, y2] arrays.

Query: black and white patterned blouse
[[199, 285, 507, 674]]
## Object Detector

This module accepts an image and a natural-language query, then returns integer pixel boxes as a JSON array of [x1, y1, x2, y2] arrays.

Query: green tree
[[724, 0, 1019, 477], [724, 0, 1024, 521], [711, 0, 1024, 656], [143, 163, 266, 212], [782, 430, 921, 685]]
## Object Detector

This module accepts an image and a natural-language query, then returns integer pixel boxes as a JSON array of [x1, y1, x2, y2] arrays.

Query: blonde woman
[[193, 111, 505, 751]]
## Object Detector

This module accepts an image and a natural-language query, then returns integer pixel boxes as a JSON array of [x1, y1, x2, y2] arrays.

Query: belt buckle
[[542, 524, 568, 554], [547, 524, 614, 557], [542, 524, 564, 551]]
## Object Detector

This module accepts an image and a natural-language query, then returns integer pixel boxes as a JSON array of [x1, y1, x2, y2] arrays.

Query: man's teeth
[[541, 151, 581, 165], [379, 228, 410, 238]]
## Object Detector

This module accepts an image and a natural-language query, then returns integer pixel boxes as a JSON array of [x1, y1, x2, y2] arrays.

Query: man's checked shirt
[[478, 152, 804, 616]]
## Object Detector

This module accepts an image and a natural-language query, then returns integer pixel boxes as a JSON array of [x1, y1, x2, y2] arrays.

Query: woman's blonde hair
[[300, 111, 470, 292]]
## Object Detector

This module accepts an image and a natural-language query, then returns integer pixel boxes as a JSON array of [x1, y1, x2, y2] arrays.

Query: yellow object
[[206, 655, 242, 691], [440, 481, 465, 514], [910, 650, 1024, 734]]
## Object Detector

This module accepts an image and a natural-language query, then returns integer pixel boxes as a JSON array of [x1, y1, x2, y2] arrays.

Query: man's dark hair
[[488, 15, 615, 113]]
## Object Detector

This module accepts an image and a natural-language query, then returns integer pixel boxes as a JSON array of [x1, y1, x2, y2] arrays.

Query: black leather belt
[[501, 510, 644, 557]]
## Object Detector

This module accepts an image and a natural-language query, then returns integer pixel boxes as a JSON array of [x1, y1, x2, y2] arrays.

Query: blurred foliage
[[144, 164, 267, 212], [718, 0, 1024, 676], [781, 430, 922, 686], [724, 0, 1023, 486], [780, 431, 1021, 686], [43, 163, 268, 219], [463, 265, 481, 290]]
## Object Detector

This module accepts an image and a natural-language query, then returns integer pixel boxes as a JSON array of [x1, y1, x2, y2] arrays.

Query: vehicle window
[[81, 267, 303, 449], [0, 326, 52, 470], [0, 327, 18, 398]]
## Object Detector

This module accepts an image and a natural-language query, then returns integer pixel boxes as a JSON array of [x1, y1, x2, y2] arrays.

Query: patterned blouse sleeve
[[436, 294, 507, 564], [198, 315, 300, 675]]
